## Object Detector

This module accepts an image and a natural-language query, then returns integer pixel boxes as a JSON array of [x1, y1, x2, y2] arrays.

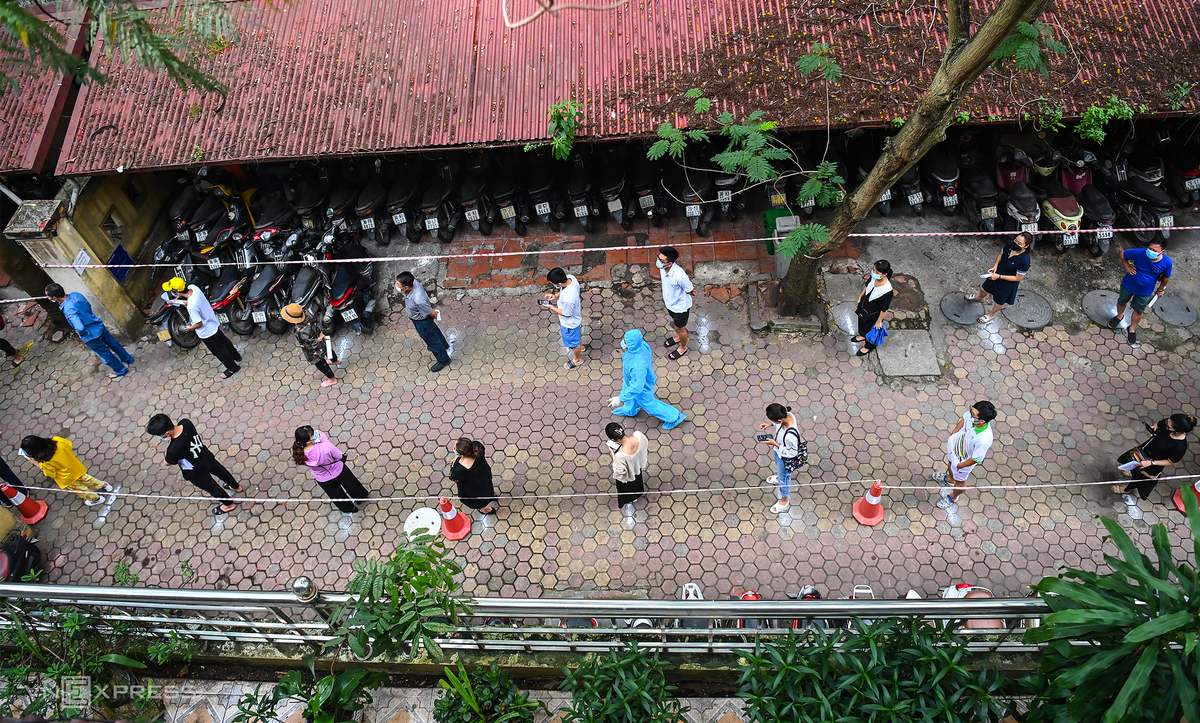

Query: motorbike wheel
[[1053, 234, 1067, 254], [982, 218, 996, 233], [438, 226, 456, 244], [580, 217, 595, 234], [695, 220, 711, 237], [728, 206, 740, 223], [478, 216, 493, 236], [547, 214, 561, 232], [911, 203, 924, 217], [377, 224, 391, 246], [514, 220, 527, 237], [319, 309, 337, 337], [619, 215, 634, 231], [651, 212, 664, 228], [228, 301, 257, 336], [877, 201, 891, 218], [941, 203, 958, 217], [1129, 208, 1156, 245], [167, 311, 200, 349], [265, 297, 290, 334]]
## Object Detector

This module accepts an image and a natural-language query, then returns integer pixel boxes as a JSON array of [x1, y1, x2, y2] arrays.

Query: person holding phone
[[448, 437, 497, 515], [543, 267, 583, 369], [758, 403, 801, 513], [966, 232, 1032, 324], [605, 422, 649, 513], [292, 426, 369, 513], [1110, 414, 1194, 502], [396, 271, 452, 372], [1107, 240, 1172, 349]]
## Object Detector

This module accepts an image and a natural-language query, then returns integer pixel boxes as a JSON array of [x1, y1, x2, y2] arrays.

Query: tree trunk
[[777, 255, 820, 316], [779, 0, 1056, 310]]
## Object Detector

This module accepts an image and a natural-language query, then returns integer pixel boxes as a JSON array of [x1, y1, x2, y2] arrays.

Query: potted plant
[[233, 655, 386, 723]]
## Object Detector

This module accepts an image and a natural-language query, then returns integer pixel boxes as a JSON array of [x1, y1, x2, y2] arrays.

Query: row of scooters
[[149, 168, 377, 347], [834, 121, 1198, 256]]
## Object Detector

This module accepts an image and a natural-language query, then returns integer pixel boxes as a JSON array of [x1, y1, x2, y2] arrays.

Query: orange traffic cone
[[852, 481, 885, 526], [439, 496, 470, 541], [1173, 481, 1200, 515], [0, 481, 48, 525]]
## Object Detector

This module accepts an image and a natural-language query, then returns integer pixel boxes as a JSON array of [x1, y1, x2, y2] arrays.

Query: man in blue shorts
[[544, 267, 583, 369], [1107, 241, 1171, 349]]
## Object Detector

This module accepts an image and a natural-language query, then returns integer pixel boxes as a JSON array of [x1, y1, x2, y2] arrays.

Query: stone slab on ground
[[821, 270, 867, 305], [875, 329, 941, 377]]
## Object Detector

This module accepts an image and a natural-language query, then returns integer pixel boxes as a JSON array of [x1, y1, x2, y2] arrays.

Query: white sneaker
[[447, 343, 455, 358], [84, 497, 103, 507], [102, 483, 115, 492], [936, 497, 957, 510]]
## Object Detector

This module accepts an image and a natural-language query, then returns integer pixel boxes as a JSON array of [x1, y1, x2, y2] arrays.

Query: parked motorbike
[[146, 289, 199, 349], [598, 165, 635, 231], [290, 232, 333, 335], [1059, 146, 1114, 256], [995, 145, 1041, 236], [459, 170, 497, 236], [846, 131, 892, 217], [245, 227, 297, 334], [0, 530, 42, 583], [790, 584, 831, 630], [327, 231, 376, 335], [206, 229, 257, 336], [565, 166, 602, 233], [527, 154, 566, 231], [1094, 146, 1174, 244], [919, 149, 960, 215], [681, 156, 716, 236], [1163, 139, 1200, 209], [960, 165, 999, 232], [714, 165, 748, 221], [632, 160, 670, 226], [493, 173, 532, 236], [168, 182, 203, 245], [729, 589, 770, 631], [420, 179, 461, 243], [386, 162, 423, 243], [1038, 179, 1083, 253], [355, 159, 390, 246]]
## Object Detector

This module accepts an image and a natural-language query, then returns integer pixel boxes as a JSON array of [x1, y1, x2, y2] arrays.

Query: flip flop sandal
[[212, 503, 237, 515], [1109, 484, 1128, 494], [977, 315, 995, 324], [221, 371, 237, 379], [564, 359, 581, 369], [667, 348, 687, 360], [663, 338, 680, 348]]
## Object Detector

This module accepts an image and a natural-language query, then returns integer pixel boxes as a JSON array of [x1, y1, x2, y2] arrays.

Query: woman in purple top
[[291, 426, 369, 513]]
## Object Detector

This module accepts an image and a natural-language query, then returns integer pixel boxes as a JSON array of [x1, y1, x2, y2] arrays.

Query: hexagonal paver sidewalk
[[0, 284, 1195, 601]]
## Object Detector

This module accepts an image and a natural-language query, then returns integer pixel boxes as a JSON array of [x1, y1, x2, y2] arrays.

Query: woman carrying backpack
[[758, 402, 807, 513]]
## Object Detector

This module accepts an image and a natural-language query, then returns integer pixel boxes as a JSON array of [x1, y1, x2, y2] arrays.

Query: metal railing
[[0, 583, 1052, 655]]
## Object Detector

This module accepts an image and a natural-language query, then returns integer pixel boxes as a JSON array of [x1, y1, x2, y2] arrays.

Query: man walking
[[932, 401, 996, 509], [544, 267, 583, 369], [657, 246, 696, 360], [45, 283, 134, 379], [163, 277, 242, 379], [396, 272, 452, 372], [1107, 240, 1172, 349], [146, 413, 243, 516]]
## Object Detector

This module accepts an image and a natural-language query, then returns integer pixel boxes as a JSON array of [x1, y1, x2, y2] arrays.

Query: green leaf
[[1103, 642, 1159, 723], [1017, 21, 1038, 39], [684, 87, 703, 99], [1052, 642, 1139, 688], [97, 654, 147, 669], [694, 97, 712, 114], [1123, 611, 1196, 643]]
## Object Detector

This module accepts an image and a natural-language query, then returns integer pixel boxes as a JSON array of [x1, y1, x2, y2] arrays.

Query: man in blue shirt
[[1107, 241, 1172, 349], [45, 283, 135, 378]]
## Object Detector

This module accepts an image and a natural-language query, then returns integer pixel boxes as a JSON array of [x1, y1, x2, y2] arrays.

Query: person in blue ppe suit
[[609, 329, 687, 430]]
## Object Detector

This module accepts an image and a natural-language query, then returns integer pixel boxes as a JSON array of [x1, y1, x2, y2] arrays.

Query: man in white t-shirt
[[543, 267, 583, 369], [163, 277, 242, 379], [933, 400, 996, 509], [656, 246, 696, 361]]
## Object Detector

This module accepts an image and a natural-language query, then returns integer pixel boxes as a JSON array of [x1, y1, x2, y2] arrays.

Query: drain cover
[[1082, 290, 1123, 328], [940, 293, 985, 325], [1154, 293, 1198, 327], [1002, 290, 1053, 329], [830, 302, 857, 334]]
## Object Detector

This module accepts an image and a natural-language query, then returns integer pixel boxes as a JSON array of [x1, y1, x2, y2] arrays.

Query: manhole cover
[[1155, 293, 1198, 327], [940, 293, 985, 325], [1002, 290, 1053, 329], [1082, 290, 1122, 327], [830, 302, 857, 334]]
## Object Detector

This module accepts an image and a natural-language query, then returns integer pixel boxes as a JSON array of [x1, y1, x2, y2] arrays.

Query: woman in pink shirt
[[291, 426, 369, 513]]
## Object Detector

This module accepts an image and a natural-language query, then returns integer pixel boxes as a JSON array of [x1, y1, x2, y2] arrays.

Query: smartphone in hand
[[538, 299, 552, 307], [605, 440, 620, 451], [756, 433, 773, 441]]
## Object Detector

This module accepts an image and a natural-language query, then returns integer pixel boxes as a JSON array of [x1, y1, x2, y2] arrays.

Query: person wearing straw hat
[[281, 304, 339, 388], [163, 277, 242, 379]]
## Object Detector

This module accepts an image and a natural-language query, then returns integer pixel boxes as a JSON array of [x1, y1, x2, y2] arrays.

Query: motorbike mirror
[[227, 210, 236, 220], [197, 167, 209, 177]]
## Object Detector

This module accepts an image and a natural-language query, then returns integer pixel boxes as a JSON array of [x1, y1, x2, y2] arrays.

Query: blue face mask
[[620, 340, 628, 350], [655, 260, 666, 270], [871, 272, 883, 280], [1146, 249, 1162, 260]]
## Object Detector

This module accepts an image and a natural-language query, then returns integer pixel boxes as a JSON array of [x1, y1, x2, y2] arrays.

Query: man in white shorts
[[933, 401, 996, 509]]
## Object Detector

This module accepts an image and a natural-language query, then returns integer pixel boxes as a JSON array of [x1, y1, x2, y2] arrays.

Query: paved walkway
[[2, 263, 1196, 602]]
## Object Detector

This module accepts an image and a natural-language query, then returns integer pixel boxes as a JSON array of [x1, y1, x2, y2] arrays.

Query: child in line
[[19, 435, 113, 506]]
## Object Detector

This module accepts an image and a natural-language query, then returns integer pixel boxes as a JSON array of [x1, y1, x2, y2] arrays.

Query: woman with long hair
[[19, 434, 112, 506], [1111, 413, 1195, 502], [852, 260, 894, 357], [448, 438, 498, 514], [291, 426, 369, 513]]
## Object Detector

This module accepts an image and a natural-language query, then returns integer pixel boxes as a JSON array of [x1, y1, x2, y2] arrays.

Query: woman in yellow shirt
[[19, 435, 113, 506]]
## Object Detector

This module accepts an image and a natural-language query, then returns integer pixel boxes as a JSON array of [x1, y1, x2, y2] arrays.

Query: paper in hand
[[1117, 460, 1140, 472], [325, 338, 333, 360], [980, 273, 992, 279], [1146, 295, 1159, 310]]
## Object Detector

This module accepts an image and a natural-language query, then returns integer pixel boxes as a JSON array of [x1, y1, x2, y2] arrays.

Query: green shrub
[[738, 619, 1007, 722], [560, 642, 687, 723], [434, 662, 543, 723]]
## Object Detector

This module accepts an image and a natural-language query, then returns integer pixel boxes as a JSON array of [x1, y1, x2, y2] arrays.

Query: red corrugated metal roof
[[54, 0, 1200, 176], [0, 15, 83, 175]]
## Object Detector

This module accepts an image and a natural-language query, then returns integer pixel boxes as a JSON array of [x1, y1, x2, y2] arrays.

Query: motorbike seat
[[527, 171, 555, 196], [458, 173, 486, 204], [566, 170, 592, 198], [1043, 180, 1080, 216], [633, 163, 660, 192], [291, 266, 320, 304], [1126, 148, 1165, 183], [355, 179, 386, 214], [331, 264, 356, 301], [1078, 185, 1114, 221], [421, 180, 453, 211], [387, 177, 420, 210], [328, 186, 357, 214], [170, 185, 201, 220], [920, 150, 959, 183], [1127, 176, 1173, 208], [713, 173, 742, 189], [209, 264, 241, 302], [1008, 182, 1038, 211], [600, 168, 626, 197], [248, 264, 281, 302], [961, 165, 996, 198], [683, 170, 714, 198], [254, 196, 296, 230], [493, 176, 518, 204], [296, 180, 329, 215], [191, 195, 226, 228]]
